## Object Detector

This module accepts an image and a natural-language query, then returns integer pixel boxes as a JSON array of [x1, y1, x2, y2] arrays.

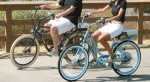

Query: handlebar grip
[[34, 6, 41, 10]]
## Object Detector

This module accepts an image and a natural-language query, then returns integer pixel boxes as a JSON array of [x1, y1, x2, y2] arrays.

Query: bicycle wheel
[[112, 40, 141, 76], [58, 45, 89, 81], [62, 32, 89, 60], [10, 34, 39, 69]]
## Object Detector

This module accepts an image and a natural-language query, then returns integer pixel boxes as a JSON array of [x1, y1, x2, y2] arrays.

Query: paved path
[[0, 48, 150, 82]]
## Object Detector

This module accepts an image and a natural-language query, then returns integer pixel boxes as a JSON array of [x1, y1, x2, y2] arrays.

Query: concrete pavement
[[0, 48, 150, 82]]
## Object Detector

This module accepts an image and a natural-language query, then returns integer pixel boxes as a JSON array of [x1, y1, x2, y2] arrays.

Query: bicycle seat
[[114, 30, 138, 40]]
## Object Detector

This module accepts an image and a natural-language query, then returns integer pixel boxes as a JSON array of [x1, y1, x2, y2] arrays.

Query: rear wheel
[[112, 40, 141, 76]]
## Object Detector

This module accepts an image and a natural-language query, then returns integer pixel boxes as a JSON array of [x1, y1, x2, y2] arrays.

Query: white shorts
[[47, 17, 75, 35], [98, 23, 124, 39]]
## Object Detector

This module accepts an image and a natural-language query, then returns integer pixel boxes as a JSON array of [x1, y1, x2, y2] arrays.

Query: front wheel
[[112, 40, 141, 76], [10, 34, 40, 69], [58, 45, 89, 81]]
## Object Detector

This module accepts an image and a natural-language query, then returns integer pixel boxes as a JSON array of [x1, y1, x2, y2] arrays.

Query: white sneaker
[[47, 49, 58, 56], [105, 62, 113, 68], [105, 55, 116, 68]]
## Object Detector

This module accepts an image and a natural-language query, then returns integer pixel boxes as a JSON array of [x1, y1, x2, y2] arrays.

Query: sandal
[[105, 54, 116, 68], [108, 54, 116, 63]]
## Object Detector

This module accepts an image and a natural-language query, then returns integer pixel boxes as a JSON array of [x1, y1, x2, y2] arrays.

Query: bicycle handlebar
[[33, 6, 55, 20], [81, 14, 106, 28], [34, 6, 41, 10]]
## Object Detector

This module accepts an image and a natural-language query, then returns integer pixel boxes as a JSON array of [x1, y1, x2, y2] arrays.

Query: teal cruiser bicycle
[[58, 15, 141, 81]]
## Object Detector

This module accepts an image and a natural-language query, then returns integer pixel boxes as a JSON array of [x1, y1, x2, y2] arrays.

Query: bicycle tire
[[58, 44, 89, 81], [10, 34, 40, 69], [112, 40, 141, 76]]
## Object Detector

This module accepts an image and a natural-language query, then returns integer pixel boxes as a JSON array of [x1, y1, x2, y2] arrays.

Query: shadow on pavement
[[80, 74, 150, 82], [18, 66, 58, 71]]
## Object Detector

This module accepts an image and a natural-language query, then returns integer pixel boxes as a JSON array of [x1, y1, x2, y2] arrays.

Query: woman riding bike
[[87, 0, 127, 64]]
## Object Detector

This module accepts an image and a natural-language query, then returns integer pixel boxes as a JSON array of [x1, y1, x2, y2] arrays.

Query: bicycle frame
[[25, 7, 55, 52], [81, 29, 107, 63], [33, 23, 51, 51]]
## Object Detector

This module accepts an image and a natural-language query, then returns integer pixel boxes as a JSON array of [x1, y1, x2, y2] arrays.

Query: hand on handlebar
[[55, 14, 62, 19], [39, 5, 45, 10], [105, 18, 111, 23], [85, 12, 92, 18]]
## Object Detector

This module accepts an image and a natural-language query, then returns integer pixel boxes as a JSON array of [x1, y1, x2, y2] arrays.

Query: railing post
[[5, 6, 12, 52], [137, 3, 144, 44]]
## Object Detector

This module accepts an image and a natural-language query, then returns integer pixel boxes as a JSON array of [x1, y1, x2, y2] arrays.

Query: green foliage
[[12, 9, 61, 34], [12, 10, 32, 20], [0, 12, 5, 35], [0, 11, 5, 19], [12, 10, 34, 34], [0, 27, 5, 35], [145, 8, 150, 13], [12, 25, 32, 34]]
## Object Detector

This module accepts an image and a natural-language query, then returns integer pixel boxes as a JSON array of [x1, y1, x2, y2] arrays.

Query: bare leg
[[44, 23, 51, 33], [88, 30, 102, 60], [91, 30, 102, 53], [50, 26, 60, 51], [44, 23, 49, 27], [92, 30, 102, 41], [97, 32, 115, 62]]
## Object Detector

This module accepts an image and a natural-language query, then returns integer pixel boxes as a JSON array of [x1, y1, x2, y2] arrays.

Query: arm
[[89, 5, 111, 16], [55, 6, 76, 18], [87, 0, 113, 16], [39, 3, 62, 9], [106, 8, 124, 22]]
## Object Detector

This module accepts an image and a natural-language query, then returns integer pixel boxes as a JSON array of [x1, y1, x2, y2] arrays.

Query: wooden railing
[[0, 0, 150, 52]]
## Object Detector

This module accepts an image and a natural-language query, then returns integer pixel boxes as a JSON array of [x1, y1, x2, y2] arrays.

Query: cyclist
[[39, 0, 82, 56], [87, 0, 127, 64]]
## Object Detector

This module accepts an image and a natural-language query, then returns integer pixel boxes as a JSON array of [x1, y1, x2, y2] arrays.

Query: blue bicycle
[[58, 16, 141, 81]]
